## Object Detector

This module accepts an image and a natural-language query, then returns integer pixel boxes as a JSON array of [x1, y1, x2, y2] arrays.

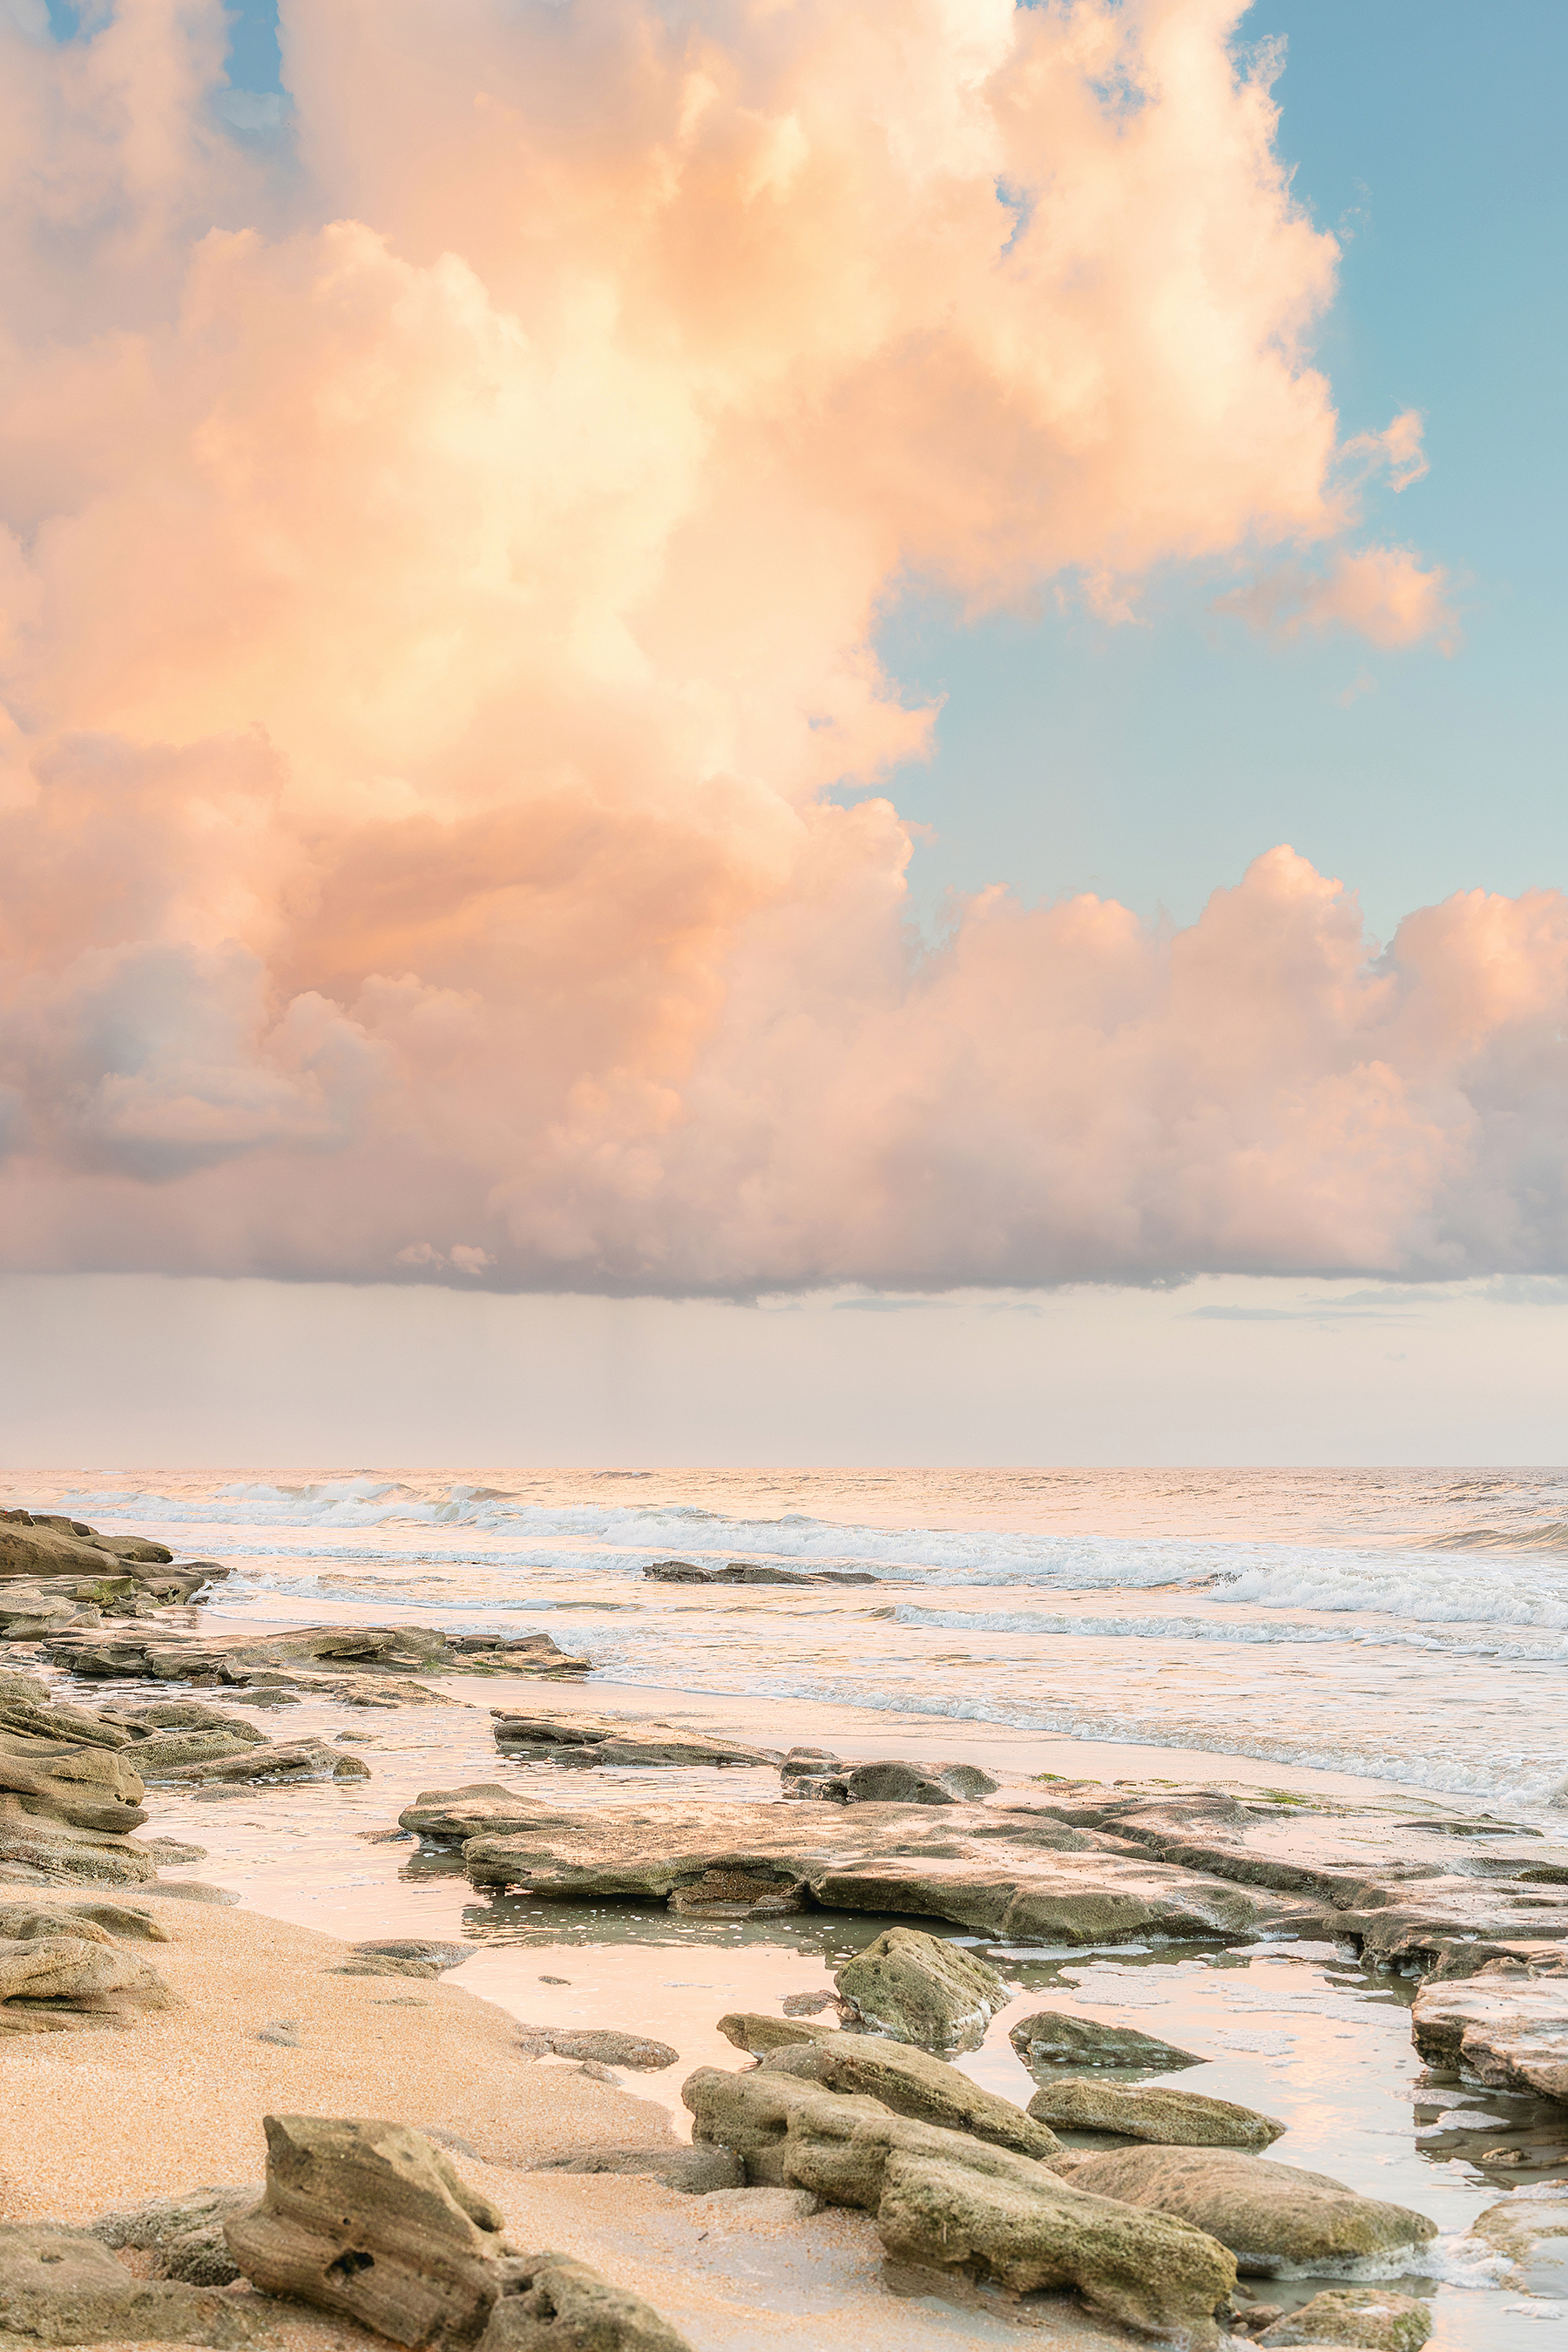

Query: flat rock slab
[[490, 1711, 780, 1768], [461, 1798, 1294, 1943], [1025, 2078, 1284, 2150], [1411, 1974, 1568, 2101], [1254, 2286, 1433, 2349], [402, 1783, 551, 1844], [1053, 2146, 1438, 2275]]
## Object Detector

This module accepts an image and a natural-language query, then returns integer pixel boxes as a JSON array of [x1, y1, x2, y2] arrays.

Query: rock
[[1411, 1973, 1568, 2102], [0, 1729, 148, 1832], [159, 1736, 370, 1786], [1010, 2009, 1205, 2072], [834, 1925, 1007, 2049], [807, 1760, 1002, 1806], [341, 1939, 476, 1978], [461, 1796, 1287, 1944], [0, 1931, 173, 2030], [1255, 2286, 1433, 2349], [92, 2185, 260, 2286], [0, 1796, 160, 1882], [0, 1896, 167, 1943], [1025, 2078, 1284, 2149], [402, 1784, 546, 1844], [476, 2249, 694, 2352], [641, 1562, 876, 1586], [713, 2020, 1060, 2157], [1053, 2146, 1437, 2275], [778, 1747, 842, 1790], [762, 2086, 1237, 2339], [224, 2113, 509, 2345], [448, 1635, 592, 1678], [781, 1990, 838, 2017], [0, 2220, 261, 2342], [527, 2147, 744, 2193], [514, 2026, 679, 2070], [1456, 2188, 1568, 2292], [121, 1727, 271, 1775], [490, 1710, 779, 1769]]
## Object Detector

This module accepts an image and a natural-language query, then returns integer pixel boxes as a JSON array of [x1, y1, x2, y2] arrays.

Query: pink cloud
[[0, 1, 1534, 1293], [1220, 545, 1457, 651]]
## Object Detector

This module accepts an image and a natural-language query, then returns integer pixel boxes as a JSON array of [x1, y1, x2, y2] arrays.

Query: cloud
[[1219, 545, 1456, 651], [0, 0, 1545, 1296]]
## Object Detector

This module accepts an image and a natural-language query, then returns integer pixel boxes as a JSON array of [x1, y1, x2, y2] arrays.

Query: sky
[[1, 0, 1565, 1463]]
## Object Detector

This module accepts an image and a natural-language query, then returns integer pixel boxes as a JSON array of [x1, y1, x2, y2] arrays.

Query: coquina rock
[[1053, 2146, 1438, 2276], [1411, 1971, 1568, 2102], [833, 1924, 1008, 2049], [707, 2024, 1060, 2159], [0, 1794, 159, 1883], [1025, 2078, 1285, 2150], [685, 2069, 1235, 2340], [0, 1897, 166, 1944], [0, 1931, 176, 2031], [513, 2026, 679, 2070], [1254, 2286, 1433, 2350], [402, 1785, 548, 1844], [1010, 2009, 1204, 2072], [803, 1760, 1002, 1806], [1454, 2188, 1568, 2294], [92, 2186, 261, 2287], [0, 1730, 148, 1833], [490, 1710, 777, 1768], [225, 2115, 511, 2346], [476, 2250, 695, 2352], [0, 2221, 260, 2344]]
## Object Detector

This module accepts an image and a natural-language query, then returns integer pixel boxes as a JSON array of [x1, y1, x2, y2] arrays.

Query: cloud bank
[[1, 0, 1553, 1294]]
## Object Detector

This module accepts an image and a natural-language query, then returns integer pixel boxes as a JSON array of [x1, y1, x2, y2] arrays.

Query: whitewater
[[5, 1464, 1565, 1808]]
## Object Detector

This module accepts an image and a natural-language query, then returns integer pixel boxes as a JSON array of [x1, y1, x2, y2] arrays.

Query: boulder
[[777, 2091, 1235, 2339], [1411, 1973, 1568, 2102], [92, 2185, 260, 2286], [1053, 2146, 1437, 2275], [0, 1931, 176, 2030], [0, 2221, 260, 2343], [1255, 2286, 1433, 2349], [513, 2027, 679, 2070], [0, 1794, 159, 1882], [807, 1760, 1002, 1806], [1010, 2009, 1204, 2072], [1025, 2078, 1284, 2149], [225, 2114, 510, 2346], [402, 1785, 546, 1844], [336, 1939, 476, 1980], [490, 1711, 778, 1769], [476, 2250, 694, 2352], [711, 2022, 1060, 2158], [834, 1925, 1007, 2049], [0, 1730, 148, 1832], [526, 2147, 743, 2193], [0, 1897, 166, 1943]]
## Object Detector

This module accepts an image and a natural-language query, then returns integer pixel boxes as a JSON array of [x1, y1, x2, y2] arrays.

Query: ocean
[[10, 1463, 1566, 1809]]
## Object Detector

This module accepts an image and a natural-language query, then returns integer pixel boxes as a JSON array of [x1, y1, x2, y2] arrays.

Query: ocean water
[[10, 1464, 1568, 1809]]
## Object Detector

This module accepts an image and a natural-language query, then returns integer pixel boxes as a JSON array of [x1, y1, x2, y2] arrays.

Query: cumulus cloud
[[0, 0, 1548, 1294]]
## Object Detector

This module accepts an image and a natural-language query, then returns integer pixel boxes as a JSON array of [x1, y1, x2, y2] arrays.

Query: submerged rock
[[0, 2221, 261, 2343], [1010, 2008, 1204, 2072], [490, 1710, 778, 1769], [1025, 2077, 1284, 2149], [514, 2026, 679, 2070], [1053, 2146, 1438, 2275], [1455, 2187, 1568, 2294], [834, 1924, 1008, 2049], [1255, 2286, 1433, 2349]]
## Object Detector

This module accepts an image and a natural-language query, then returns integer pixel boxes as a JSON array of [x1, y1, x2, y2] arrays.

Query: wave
[[891, 1605, 1568, 1661]]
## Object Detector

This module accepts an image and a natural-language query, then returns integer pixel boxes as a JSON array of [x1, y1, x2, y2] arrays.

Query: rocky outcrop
[[225, 2117, 693, 2352], [1025, 2078, 1284, 2150], [0, 1930, 176, 2031], [513, 2026, 679, 2069], [1, 1511, 174, 1578], [490, 1709, 779, 1769], [92, 2186, 260, 2286], [1411, 1970, 1568, 2101], [0, 2221, 262, 2343], [0, 1896, 167, 1943], [44, 1621, 589, 1686], [711, 2019, 1060, 2157], [1254, 2287, 1433, 2350], [0, 1729, 148, 1833], [833, 1924, 1007, 2049], [642, 1560, 877, 1585], [0, 1794, 160, 1883], [683, 2065, 1233, 2339], [1010, 2009, 1204, 2072], [1053, 2146, 1438, 2275], [225, 2114, 511, 2345], [460, 1795, 1292, 1943], [1455, 2188, 1568, 2293]]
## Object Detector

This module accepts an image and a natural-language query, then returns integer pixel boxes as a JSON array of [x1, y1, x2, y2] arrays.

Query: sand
[[0, 1901, 1129, 2352]]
